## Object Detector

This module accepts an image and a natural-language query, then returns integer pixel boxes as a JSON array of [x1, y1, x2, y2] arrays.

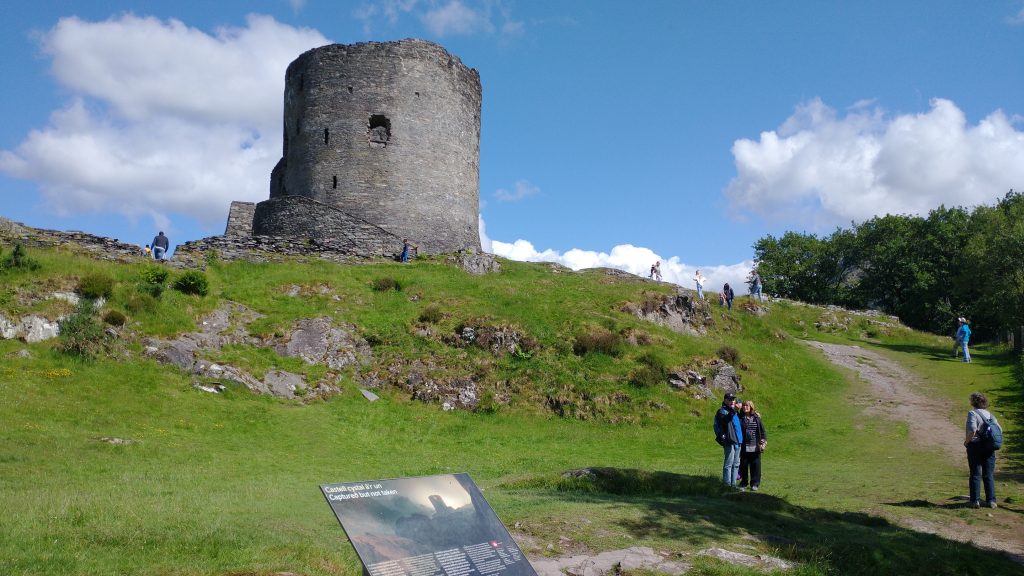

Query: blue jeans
[[696, 285, 704, 300], [967, 442, 995, 504], [723, 443, 741, 486], [962, 341, 971, 362], [753, 285, 762, 301]]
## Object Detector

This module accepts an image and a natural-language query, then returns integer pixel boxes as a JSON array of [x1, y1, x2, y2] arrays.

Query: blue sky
[[2, 1, 1023, 292]]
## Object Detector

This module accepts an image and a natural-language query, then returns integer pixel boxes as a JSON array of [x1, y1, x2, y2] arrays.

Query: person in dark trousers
[[151, 231, 170, 261], [964, 392, 999, 508], [723, 283, 735, 310], [713, 392, 743, 487], [738, 400, 767, 491]]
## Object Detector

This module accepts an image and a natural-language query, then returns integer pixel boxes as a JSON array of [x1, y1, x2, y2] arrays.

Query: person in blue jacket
[[956, 317, 972, 363], [713, 392, 743, 487]]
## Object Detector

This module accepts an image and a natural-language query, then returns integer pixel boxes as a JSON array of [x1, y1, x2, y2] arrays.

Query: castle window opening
[[368, 115, 391, 148], [324, 128, 329, 145], [332, 175, 338, 189], [347, 86, 353, 94]]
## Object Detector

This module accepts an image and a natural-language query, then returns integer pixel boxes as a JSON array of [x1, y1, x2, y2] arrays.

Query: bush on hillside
[[371, 277, 401, 292], [418, 304, 444, 323], [138, 265, 169, 297], [58, 300, 109, 358], [124, 292, 157, 314], [716, 345, 741, 365], [1, 243, 41, 272], [573, 327, 623, 357], [102, 309, 127, 327], [172, 270, 209, 296], [628, 352, 668, 388], [76, 273, 115, 300]]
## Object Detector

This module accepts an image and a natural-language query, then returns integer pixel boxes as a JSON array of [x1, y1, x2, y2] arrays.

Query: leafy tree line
[[752, 190, 1023, 340]]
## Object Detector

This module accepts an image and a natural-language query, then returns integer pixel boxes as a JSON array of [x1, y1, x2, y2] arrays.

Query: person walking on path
[[964, 392, 999, 508], [694, 270, 706, 300], [713, 392, 743, 487], [956, 317, 972, 363], [738, 401, 767, 491], [723, 283, 735, 310], [151, 232, 170, 261]]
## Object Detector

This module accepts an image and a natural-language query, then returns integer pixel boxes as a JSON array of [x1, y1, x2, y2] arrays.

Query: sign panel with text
[[321, 473, 538, 576]]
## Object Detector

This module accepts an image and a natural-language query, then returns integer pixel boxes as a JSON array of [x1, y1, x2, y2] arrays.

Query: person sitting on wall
[[151, 231, 170, 261]]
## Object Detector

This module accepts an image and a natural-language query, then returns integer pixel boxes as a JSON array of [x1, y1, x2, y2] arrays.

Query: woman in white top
[[693, 270, 706, 300], [964, 392, 999, 508]]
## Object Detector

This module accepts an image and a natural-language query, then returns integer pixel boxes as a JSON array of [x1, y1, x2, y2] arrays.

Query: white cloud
[[483, 224, 753, 295], [0, 14, 329, 231], [1008, 4, 1024, 25], [494, 179, 539, 202], [726, 98, 1024, 228], [422, 0, 493, 36], [288, 0, 307, 13]]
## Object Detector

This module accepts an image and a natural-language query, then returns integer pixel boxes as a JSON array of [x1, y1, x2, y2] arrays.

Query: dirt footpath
[[803, 340, 1024, 562]]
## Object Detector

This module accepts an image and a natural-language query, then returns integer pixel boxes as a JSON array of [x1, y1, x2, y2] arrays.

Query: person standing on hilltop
[[694, 270, 706, 300], [723, 283, 735, 310], [956, 317, 972, 363], [750, 270, 763, 302], [151, 231, 170, 261], [713, 392, 743, 487]]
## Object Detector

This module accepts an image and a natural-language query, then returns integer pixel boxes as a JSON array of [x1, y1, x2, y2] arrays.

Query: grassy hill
[[1, 245, 1022, 576]]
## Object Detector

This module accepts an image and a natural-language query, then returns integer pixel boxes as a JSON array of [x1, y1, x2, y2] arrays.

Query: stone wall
[[257, 39, 482, 255], [0, 217, 148, 263], [224, 201, 256, 236], [251, 196, 403, 257]]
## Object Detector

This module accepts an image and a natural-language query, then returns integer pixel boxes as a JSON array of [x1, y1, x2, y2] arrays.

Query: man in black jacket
[[713, 392, 743, 487], [151, 231, 170, 260]]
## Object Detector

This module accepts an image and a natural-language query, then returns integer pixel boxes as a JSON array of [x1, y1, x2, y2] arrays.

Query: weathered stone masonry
[[248, 39, 483, 256]]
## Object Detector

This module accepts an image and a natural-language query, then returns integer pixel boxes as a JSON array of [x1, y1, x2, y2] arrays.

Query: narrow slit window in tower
[[324, 128, 329, 145], [332, 176, 338, 189]]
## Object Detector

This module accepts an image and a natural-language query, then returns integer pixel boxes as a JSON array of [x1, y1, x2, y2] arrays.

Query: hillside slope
[[1, 244, 1021, 576]]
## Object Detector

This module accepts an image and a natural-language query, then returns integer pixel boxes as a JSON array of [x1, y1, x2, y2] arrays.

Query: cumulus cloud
[[494, 179, 540, 202], [0, 14, 329, 231], [725, 98, 1024, 229], [482, 221, 753, 294], [422, 0, 492, 36]]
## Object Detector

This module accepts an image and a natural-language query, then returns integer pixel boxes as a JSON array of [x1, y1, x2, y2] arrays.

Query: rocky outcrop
[[623, 291, 712, 336], [447, 251, 501, 275]]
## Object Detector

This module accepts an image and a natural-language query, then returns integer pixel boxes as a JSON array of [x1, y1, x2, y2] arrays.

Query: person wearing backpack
[[964, 392, 1002, 509], [713, 392, 743, 487]]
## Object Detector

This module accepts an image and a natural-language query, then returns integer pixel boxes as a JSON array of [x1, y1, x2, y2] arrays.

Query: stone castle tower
[[230, 39, 482, 255]]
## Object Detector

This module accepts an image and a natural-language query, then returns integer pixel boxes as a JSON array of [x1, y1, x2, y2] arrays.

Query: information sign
[[321, 473, 538, 576]]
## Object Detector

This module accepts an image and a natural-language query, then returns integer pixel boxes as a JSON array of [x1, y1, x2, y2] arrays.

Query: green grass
[[0, 247, 1021, 575]]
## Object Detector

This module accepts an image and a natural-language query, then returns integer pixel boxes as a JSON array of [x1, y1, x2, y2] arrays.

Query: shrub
[[172, 270, 209, 296], [124, 292, 157, 314], [58, 300, 108, 358], [1, 243, 41, 271], [102, 310, 127, 327], [371, 277, 401, 292], [138, 264, 169, 297], [716, 345, 741, 365], [573, 327, 623, 357], [628, 352, 668, 388], [418, 304, 444, 323], [76, 273, 115, 300]]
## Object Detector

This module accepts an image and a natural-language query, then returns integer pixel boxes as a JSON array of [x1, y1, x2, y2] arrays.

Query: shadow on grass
[[507, 467, 1021, 576], [887, 499, 1024, 516]]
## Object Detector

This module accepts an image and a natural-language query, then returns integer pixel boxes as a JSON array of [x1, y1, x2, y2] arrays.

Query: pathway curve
[[802, 340, 963, 463]]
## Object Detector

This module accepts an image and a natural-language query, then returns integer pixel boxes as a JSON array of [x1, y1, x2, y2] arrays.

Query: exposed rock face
[[143, 303, 366, 400], [667, 368, 712, 399], [708, 359, 742, 394], [0, 315, 61, 343], [447, 251, 501, 275], [624, 290, 712, 336], [272, 317, 370, 370]]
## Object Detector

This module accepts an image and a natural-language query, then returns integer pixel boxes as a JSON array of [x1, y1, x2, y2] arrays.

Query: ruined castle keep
[[226, 39, 482, 256]]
